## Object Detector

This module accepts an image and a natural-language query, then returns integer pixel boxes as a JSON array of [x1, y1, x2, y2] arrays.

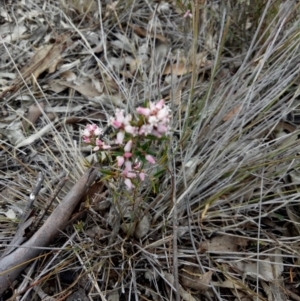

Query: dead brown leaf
[[49, 80, 101, 98], [163, 272, 197, 301], [22, 37, 67, 84], [129, 24, 168, 43], [134, 214, 151, 239], [22, 102, 45, 131], [199, 235, 248, 253], [80, 181, 105, 205], [223, 105, 242, 121], [163, 61, 192, 76], [60, 70, 77, 82], [61, 80, 101, 98], [0, 34, 70, 98], [129, 58, 141, 74], [47, 80, 68, 93], [163, 52, 210, 75], [180, 265, 213, 293]]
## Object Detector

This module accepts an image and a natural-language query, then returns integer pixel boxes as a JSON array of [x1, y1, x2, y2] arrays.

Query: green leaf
[[140, 141, 152, 151], [270, 212, 285, 221], [151, 177, 159, 193], [82, 158, 92, 167], [100, 169, 115, 176], [153, 168, 166, 178]]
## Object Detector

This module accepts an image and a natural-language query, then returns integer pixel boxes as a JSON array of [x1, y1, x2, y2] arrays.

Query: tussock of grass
[[1, 0, 300, 300]]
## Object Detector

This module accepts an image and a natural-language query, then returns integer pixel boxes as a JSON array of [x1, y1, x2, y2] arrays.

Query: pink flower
[[117, 156, 125, 167], [94, 127, 102, 136], [151, 122, 169, 137], [123, 160, 131, 172], [154, 99, 164, 110], [151, 130, 162, 138], [123, 161, 136, 178], [116, 131, 125, 144], [139, 172, 146, 181], [126, 171, 136, 179], [111, 111, 138, 144], [111, 109, 125, 129], [125, 124, 138, 135], [83, 124, 103, 138], [111, 110, 132, 129], [93, 138, 111, 151], [139, 124, 153, 136], [136, 107, 151, 117], [149, 99, 164, 113], [148, 115, 158, 125], [133, 161, 141, 169], [83, 136, 91, 143], [156, 123, 168, 133], [124, 140, 133, 152], [112, 120, 122, 128], [85, 124, 96, 132], [116, 140, 133, 168], [137, 100, 167, 118], [136, 100, 171, 137], [145, 154, 156, 164], [157, 106, 170, 121], [83, 128, 91, 137], [124, 152, 132, 159], [183, 10, 192, 19], [120, 160, 138, 189], [124, 178, 133, 189]]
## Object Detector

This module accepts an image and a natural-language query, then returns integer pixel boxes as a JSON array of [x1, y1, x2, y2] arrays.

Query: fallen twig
[[0, 167, 99, 294]]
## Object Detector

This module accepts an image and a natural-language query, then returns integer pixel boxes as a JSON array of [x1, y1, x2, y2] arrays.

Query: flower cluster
[[137, 99, 171, 138], [82, 124, 111, 151], [82, 100, 171, 189]]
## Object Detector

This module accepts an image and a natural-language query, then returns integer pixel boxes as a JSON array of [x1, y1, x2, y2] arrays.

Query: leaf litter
[[1, 0, 300, 300]]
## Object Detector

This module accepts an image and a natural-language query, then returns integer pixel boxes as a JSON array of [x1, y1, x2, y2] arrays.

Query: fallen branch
[[0, 167, 99, 294]]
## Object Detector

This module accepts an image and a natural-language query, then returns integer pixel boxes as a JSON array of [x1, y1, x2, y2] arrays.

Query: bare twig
[[20, 171, 44, 224], [0, 167, 99, 294]]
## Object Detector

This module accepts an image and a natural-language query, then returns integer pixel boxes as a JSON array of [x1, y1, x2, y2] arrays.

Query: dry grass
[[1, 0, 300, 300]]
